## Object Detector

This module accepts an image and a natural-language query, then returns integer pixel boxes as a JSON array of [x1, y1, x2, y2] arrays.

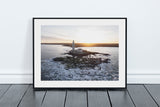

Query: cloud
[[41, 25, 119, 43]]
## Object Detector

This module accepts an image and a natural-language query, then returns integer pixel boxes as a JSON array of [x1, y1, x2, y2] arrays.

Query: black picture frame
[[33, 17, 127, 89]]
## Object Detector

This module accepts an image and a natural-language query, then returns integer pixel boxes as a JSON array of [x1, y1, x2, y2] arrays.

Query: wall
[[0, 0, 160, 83]]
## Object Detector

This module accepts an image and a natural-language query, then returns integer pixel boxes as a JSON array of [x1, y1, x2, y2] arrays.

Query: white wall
[[0, 0, 160, 83]]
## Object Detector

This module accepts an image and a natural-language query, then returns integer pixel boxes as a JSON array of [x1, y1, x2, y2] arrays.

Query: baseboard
[[0, 73, 160, 84], [0, 74, 32, 84], [127, 74, 160, 84]]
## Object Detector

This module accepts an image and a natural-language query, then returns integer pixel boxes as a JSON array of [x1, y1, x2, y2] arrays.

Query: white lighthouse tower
[[72, 40, 75, 52]]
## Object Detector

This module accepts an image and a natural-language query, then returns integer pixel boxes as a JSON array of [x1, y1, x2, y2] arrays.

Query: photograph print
[[33, 18, 127, 88]]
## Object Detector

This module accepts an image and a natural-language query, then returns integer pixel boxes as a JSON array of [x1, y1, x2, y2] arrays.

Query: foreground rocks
[[53, 56, 110, 70], [41, 60, 118, 81], [41, 49, 118, 81]]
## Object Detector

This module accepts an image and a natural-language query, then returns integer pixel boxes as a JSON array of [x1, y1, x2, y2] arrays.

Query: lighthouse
[[72, 40, 75, 52]]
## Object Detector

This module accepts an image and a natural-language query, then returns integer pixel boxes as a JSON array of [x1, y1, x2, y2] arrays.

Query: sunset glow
[[41, 25, 119, 43]]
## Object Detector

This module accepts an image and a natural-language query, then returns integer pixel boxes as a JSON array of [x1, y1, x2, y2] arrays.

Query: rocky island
[[41, 40, 118, 81], [53, 40, 110, 69]]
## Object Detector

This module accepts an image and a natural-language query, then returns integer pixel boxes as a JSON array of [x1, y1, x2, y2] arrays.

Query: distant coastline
[[41, 43, 119, 47]]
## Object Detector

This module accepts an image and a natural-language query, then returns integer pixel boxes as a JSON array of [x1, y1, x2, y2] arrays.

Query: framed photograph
[[33, 18, 127, 89]]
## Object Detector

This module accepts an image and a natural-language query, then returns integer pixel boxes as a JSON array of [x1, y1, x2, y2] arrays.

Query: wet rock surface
[[41, 60, 119, 81], [53, 56, 110, 69]]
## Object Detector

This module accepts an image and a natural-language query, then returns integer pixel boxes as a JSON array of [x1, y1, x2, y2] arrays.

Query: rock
[[102, 59, 111, 63], [53, 57, 64, 61], [94, 66, 101, 70]]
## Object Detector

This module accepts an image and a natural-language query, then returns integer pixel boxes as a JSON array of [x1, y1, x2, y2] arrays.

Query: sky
[[41, 25, 119, 43]]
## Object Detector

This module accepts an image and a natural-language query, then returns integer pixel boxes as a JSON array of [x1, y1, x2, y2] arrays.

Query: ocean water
[[41, 44, 119, 80]]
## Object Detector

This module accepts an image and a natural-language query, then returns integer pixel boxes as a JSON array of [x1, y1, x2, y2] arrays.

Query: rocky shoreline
[[41, 48, 118, 81], [41, 59, 118, 81], [53, 56, 110, 70]]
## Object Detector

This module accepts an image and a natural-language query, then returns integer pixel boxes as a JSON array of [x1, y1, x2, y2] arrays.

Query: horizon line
[[41, 42, 119, 44]]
